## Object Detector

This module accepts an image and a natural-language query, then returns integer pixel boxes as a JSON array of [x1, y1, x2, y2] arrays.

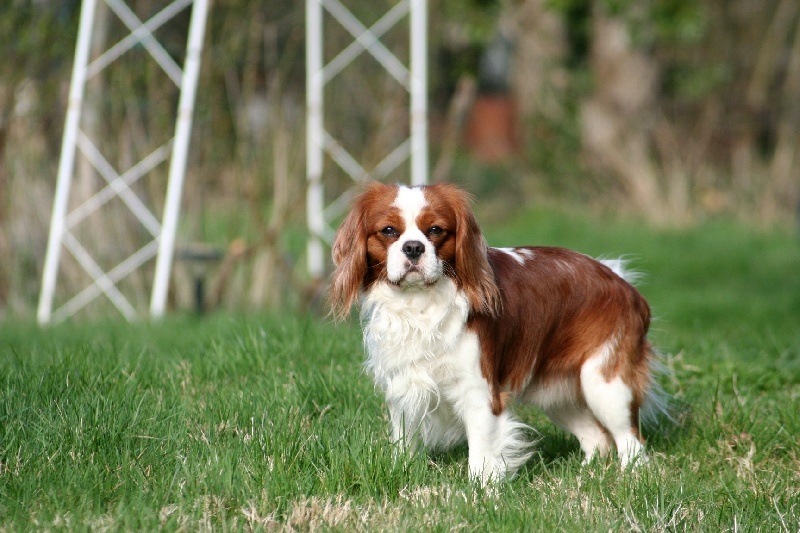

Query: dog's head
[[330, 182, 500, 320]]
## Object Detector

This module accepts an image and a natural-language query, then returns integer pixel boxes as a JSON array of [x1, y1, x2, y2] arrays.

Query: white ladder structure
[[37, 0, 209, 324], [305, 0, 428, 278]]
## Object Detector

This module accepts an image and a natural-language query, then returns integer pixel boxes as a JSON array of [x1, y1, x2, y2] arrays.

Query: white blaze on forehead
[[392, 186, 428, 233], [385, 185, 442, 284]]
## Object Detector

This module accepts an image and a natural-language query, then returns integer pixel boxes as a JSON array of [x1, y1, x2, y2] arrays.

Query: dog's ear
[[329, 186, 373, 321], [447, 185, 501, 316]]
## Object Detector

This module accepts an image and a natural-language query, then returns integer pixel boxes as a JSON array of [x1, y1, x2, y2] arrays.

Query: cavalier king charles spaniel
[[330, 181, 663, 483]]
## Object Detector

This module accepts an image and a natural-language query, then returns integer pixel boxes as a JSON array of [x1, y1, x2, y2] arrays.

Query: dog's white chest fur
[[360, 278, 485, 449], [361, 278, 469, 374]]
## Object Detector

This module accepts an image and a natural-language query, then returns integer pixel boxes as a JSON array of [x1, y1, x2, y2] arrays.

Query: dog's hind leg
[[544, 403, 612, 463], [580, 343, 646, 467]]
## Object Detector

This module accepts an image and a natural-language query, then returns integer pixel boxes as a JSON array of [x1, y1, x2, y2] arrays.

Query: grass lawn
[[1, 207, 799, 531]]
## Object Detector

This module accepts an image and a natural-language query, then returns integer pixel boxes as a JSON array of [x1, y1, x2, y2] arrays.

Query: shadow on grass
[[376, 396, 692, 486], [426, 403, 692, 479]]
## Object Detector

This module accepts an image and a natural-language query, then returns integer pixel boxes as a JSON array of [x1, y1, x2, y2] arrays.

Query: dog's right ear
[[329, 190, 369, 321], [447, 185, 501, 317]]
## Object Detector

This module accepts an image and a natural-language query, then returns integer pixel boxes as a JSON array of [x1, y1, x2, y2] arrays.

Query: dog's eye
[[380, 226, 399, 237], [427, 226, 444, 236]]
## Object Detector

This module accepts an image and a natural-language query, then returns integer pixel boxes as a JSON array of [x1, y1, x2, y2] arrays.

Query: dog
[[330, 181, 663, 483]]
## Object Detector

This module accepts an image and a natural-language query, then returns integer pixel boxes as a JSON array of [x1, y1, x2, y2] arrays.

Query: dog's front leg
[[385, 379, 432, 454], [463, 405, 533, 485], [464, 404, 505, 484], [388, 402, 422, 453]]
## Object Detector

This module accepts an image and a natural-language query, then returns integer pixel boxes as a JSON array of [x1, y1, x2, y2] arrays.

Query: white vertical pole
[[306, 0, 326, 278], [38, 0, 98, 324], [150, 0, 208, 317], [409, 0, 428, 186]]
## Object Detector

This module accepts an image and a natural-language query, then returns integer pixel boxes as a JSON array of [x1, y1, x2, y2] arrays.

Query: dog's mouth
[[394, 263, 441, 287], [386, 251, 444, 287], [398, 268, 424, 283]]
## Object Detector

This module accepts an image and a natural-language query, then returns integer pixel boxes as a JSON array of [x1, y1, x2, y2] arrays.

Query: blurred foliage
[[548, 0, 709, 87], [0, 0, 79, 75], [1, 0, 799, 318], [440, 0, 502, 45]]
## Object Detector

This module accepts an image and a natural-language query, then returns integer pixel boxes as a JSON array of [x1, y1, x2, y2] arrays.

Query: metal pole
[[307, 0, 325, 278], [37, 0, 98, 324], [150, 0, 209, 317], [409, 0, 428, 186]]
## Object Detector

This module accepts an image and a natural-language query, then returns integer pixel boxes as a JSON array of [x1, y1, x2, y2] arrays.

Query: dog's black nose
[[402, 240, 425, 261]]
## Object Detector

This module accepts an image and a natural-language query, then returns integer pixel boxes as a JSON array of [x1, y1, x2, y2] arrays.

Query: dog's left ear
[[444, 184, 501, 316], [330, 183, 397, 320], [329, 194, 368, 321]]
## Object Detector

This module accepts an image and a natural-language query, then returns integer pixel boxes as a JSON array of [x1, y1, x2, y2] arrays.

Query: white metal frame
[[306, 0, 428, 278], [37, 0, 209, 324]]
